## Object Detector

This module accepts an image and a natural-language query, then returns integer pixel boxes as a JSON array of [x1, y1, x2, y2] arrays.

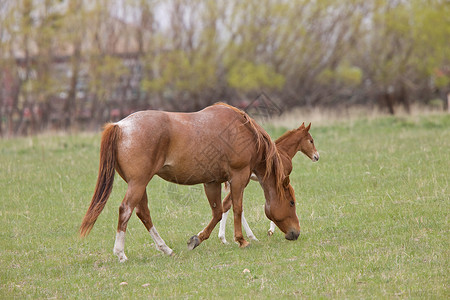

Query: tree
[[353, 0, 450, 114], [1, 0, 449, 136], [141, 0, 221, 111]]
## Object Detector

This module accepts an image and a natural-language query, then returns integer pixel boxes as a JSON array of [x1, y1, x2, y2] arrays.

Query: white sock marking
[[268, 221, 276, 236], [218, 211, 229, 244], [113, 231, 128, 262], [149, 226, 173, 256], [241, 211, 258, 241]]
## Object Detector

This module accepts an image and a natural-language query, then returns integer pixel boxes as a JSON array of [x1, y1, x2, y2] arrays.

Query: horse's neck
[[280, 152, 293, 175], [275, 130, 304, 159], [255, 169, 278, 205]]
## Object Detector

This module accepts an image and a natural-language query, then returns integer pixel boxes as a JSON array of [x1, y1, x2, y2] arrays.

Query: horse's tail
[[79, 123, 121, 237]]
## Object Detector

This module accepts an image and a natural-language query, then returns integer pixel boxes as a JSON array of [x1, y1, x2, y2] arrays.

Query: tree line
[[1, 0, 449, 135]]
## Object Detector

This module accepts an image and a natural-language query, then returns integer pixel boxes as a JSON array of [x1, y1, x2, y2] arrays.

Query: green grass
[[1, 114, 449, 298]]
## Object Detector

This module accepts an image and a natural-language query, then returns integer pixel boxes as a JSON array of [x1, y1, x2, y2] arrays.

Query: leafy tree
[[1, 0, 449, 135]]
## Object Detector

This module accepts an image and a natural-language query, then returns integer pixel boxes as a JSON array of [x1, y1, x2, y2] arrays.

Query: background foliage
[[1, 0, 449, 135]]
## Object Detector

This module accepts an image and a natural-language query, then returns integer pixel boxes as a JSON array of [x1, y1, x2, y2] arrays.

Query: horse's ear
[[283, 176, 290, 188], [306, 123, 311, 131], [299, 122, 305, 129]]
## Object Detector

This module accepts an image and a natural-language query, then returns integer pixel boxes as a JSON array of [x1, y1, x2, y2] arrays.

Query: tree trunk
[[65, 43, 81, 130]]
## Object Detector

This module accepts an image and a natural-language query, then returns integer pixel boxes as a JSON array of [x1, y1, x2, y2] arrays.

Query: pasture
[[1, 114, 449, 298]]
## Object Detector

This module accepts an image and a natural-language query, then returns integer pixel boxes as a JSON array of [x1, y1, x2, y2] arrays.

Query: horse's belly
[[156, 163, 228, 185]]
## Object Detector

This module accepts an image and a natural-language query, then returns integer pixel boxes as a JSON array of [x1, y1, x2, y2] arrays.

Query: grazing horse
[[218, 123, 319, 244], [79, 103, 300, 262]]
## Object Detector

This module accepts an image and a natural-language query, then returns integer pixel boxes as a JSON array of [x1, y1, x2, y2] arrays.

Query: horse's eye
[[290, 201, 295, 207]]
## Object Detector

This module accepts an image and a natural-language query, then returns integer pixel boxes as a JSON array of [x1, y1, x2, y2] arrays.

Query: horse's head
[[264, 176, 300, 240], [298, 123, 319, 162]]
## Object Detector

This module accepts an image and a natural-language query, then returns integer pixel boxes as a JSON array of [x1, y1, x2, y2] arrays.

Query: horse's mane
[[215, 102, 286, 200], [275, 129, 297, 144], [274, 126, 308, 145]]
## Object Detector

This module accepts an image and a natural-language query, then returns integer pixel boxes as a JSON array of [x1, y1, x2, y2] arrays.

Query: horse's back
[[115, 105, 258, 184]]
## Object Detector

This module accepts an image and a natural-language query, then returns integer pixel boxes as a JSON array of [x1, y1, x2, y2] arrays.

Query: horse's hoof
[[218, 235, 228, 244], [187, 235, 201, 250], [117, 253, 128, 263], [239, 240, 250, 248], [267, 230, 274, 236], [248, 235, 259, 241], [114, 249, 128, 262], [165, 248, 174, 256]]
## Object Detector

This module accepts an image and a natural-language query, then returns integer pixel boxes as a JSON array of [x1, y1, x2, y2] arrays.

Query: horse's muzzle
[[285, 229, 300, 240], [312, 152, 320, 162]]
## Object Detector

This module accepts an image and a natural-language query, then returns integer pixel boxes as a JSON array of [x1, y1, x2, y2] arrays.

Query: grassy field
[[1, 114, 449, 298]]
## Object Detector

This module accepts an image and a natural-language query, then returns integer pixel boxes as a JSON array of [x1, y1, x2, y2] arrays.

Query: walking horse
[[79, 103, 300, 262], [218, 123, 319, 243]]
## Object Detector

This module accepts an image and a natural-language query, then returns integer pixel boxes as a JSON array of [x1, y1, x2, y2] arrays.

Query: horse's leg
[[268, 221, 276, 236], [136, 190, 173, 256], [187, 182, 223, 250], [219, 189, 258, 243], [241, 174, 259, 240], [230, 173, 250, 248], [218, 211, 229, 244], [113, 182, 146, 262], [241, 211, 258, 241], [218, 192, 232, 244]]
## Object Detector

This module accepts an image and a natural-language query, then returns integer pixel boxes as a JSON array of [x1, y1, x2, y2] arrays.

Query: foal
[[218, 123, 319, 243]]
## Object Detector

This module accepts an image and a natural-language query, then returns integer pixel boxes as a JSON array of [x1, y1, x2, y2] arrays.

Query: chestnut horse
[[218, 123, 319, 243], [79, 103, 300, 262]]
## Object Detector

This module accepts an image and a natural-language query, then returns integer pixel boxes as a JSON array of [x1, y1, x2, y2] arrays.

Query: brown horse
[[79, 103, 300, 262], [218, 123, 319, 243]]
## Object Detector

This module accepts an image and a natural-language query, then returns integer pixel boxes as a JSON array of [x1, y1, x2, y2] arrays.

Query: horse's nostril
[[313, 153, 319, 161], [285, 230, 300, 241]]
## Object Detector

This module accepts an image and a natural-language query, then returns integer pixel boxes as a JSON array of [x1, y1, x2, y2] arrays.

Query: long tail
[[79, 123, 121, 237]]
